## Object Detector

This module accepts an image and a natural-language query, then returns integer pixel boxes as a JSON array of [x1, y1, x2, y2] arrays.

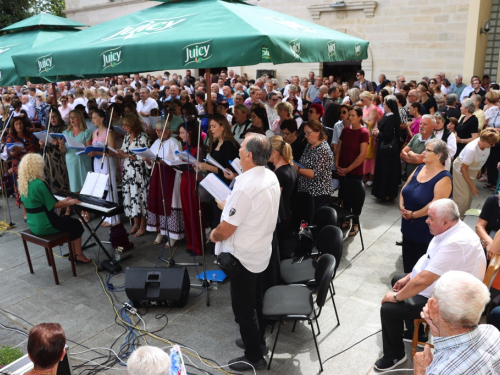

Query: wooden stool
[[21, 229, 77, 285], [411, 318, 434, 359]]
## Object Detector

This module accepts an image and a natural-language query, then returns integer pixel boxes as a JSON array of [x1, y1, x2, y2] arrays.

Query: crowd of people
[[3, 69, 500, 372]]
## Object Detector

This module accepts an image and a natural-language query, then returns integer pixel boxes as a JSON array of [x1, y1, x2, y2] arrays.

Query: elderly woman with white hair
[[453, 98, 479, 156], [127, 346, 171, 375]]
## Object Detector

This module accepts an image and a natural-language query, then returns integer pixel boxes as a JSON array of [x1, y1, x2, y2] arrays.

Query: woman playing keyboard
[[18, 153, 91, 263]]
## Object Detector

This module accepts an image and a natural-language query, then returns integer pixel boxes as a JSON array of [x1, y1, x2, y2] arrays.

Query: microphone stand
[[158, 113, 204, 269], [189, 115, 211, 307], [0, 111, 17, 233], [42, 109, 56, 193]]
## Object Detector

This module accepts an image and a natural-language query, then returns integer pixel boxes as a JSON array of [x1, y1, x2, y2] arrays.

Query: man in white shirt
[[21, 95, 35, 121], [109, 86, 117, 103], [131, 74, 142, 90], [211, 134, 280, 372], [266, 92, 279, 130], [136, 88, 158, 129], [375, 199, 486, 372], [459, 76, 479, 103], [283, 84, 303, 112]]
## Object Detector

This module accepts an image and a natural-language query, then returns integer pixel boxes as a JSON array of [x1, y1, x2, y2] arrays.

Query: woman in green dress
[[58, 110, 92, 221], [18, 153, 90, 263]]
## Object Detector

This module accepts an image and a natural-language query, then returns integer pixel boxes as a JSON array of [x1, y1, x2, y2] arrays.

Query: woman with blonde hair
[[270, 135, 297, 251], [73, 87, 88, 109], [34, 91, 50, 126], [453, 128, 500, 217], [271, 101, 294, 134], [18, 154, 90, 263], [58, 110, 92, 220], [417, 82, 437, 115]]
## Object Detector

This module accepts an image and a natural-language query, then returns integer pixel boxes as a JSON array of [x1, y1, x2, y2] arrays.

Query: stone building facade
[[64, 0, 497, 84]]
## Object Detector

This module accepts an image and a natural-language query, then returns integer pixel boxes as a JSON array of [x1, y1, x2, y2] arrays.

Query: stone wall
[[64, 0, 477, 84]]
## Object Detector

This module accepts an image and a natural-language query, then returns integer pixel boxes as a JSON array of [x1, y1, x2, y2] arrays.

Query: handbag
[[379, 136, 399, 155]]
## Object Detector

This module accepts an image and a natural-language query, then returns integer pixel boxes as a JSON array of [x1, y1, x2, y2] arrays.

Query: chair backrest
[[316, 225, 343, 273], [314, 254, 336, 308], [313, 206, 338, 234], [290, 191, 315, 230], [338, 178, 365, 215]]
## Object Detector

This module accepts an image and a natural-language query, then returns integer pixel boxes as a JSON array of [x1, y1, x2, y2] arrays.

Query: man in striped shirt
[[414, 270, 500, 375]]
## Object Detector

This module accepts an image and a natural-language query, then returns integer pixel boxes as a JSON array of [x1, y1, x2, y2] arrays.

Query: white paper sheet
[[205, 154, 230, 174], [80, 172, 110, 198], [229, 158, 243, 175], [199, 173, 232, 202]]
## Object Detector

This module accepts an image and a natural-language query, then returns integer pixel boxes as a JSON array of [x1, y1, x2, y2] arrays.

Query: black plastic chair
[[280, 225, 342, 326], [263, 254, 336, 372], [330, 178, 365, 251], [312, 206, 338, 239]]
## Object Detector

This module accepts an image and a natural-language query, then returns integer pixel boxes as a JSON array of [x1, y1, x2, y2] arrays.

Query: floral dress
[[35, 101, 50, 126], [43, 123, 70, 193], [6, 133, 40, 206], [121, 132, 150, 218]]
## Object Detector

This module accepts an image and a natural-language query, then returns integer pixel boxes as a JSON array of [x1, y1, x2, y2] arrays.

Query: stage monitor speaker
[[125, 267, 190, 308]]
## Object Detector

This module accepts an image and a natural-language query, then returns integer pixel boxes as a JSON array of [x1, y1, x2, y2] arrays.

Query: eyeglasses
[[270, 98, 278, 101], [424, 148, 437, 153], [281, 132, 291, 137], [340, 111, 348, 114], [304, 130, 317, 136], [400, 80, 406, 83]]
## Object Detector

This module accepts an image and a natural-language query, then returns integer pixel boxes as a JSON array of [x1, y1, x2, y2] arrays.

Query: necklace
[[32, 369, 56, 375]]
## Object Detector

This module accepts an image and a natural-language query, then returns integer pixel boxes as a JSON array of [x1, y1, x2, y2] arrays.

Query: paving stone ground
[[0, 178, 491, 375]]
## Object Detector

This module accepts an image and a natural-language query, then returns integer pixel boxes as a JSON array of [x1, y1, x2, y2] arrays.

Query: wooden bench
[[20, 229, 77, 285]]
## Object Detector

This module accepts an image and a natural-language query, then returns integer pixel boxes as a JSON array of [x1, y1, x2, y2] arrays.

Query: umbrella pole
[[206, 68, 213, 115]]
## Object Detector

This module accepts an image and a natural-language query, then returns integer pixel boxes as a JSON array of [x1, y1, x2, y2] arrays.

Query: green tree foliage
[[32, 0, 66, 18], [0, 0, 32, 31], [0, 0, 66, 32]]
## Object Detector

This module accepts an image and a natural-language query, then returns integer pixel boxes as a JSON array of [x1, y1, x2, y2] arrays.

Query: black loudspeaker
[[125, 267, 191, 307]]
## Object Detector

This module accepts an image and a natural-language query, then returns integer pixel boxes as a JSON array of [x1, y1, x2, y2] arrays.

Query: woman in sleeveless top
[[399, 139, 452, 273], [360, 92, 383, 187]]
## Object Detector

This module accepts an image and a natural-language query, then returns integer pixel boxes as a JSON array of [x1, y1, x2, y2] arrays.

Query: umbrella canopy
[[0, 14, 86, 86], [12, 0, 369, 80]]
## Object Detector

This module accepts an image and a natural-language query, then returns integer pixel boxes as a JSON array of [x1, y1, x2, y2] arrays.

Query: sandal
[[83, 212, 91, 223], [70, 253, 91, 264], [341, 220, 351, 229], [134, 229, 147, 237], [153, 233, 165, 245], [348, 225, 359, 237], [483, 184, 493, 189], [128, 225, 139, 235], [164, 239, 176, 248]]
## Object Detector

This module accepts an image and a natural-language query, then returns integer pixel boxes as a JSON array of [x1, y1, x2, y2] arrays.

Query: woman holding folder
[[197, 114, 239, 228], [179, 119, 206, 256], [87, 109, 119, 227], [58, 110, 92, 221], [145, 121, 185, 247]]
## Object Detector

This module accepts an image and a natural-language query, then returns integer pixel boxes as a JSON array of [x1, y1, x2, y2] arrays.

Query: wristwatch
[[393, 293, 401, 302]]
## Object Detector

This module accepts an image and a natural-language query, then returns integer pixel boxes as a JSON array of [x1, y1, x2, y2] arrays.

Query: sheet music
[[113, 126, 127, 135], [175, 150, 200, 167], [130, 147, 156, 160], [229, 158, 243, 175], [6, 143, 25, 151], [50, 133, 85, 149], [205, 154, 230, 174], [33, 131, 54, 142], [293, 160, 305, 169], [80, 172, 109, 198], [76, 142, 118, 157], [199, 173, 232, 202]]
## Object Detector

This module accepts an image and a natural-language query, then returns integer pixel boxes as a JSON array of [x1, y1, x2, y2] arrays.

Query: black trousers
[[402, 236, 429, 273], [230, 264, 266, 363], [338, 174, 363, 224], [380, 274, 428, 359]]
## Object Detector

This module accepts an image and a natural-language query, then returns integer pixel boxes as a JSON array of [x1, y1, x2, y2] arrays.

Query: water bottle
[[212, 273, 218, 290], [114, 249, 121, 262]]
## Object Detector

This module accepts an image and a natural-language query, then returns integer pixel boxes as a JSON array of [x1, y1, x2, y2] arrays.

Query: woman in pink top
[[87, 109, 120, 227], [360, 91, 382, 187], [408, 102, 422, 142]]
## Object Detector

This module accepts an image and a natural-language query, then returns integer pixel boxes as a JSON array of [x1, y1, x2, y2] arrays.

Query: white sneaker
[[153, 233, 164, 245]]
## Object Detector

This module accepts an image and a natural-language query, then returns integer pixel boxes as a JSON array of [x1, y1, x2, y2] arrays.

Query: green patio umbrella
[[0, 14, 87, 86], [12, 0, 369, 80]]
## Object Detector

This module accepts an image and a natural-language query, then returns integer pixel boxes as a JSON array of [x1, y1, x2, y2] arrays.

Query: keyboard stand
[[74, 209, 131, 272]]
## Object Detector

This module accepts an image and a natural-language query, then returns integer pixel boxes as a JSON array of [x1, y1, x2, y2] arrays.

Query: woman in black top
[[454, 98, 479, 156], [280, 118, 306, 161], [269, 135, 297, 258], [417, 82, 437, 115], [198, 113, 239, 227]]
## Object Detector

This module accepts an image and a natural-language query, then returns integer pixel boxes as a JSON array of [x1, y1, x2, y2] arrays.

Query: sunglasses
[[341, 111, 348, 114]]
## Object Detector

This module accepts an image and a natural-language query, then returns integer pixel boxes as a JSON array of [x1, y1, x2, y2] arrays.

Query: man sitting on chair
[[414, 270, 500, 375], [375, 199, 486, 372]]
